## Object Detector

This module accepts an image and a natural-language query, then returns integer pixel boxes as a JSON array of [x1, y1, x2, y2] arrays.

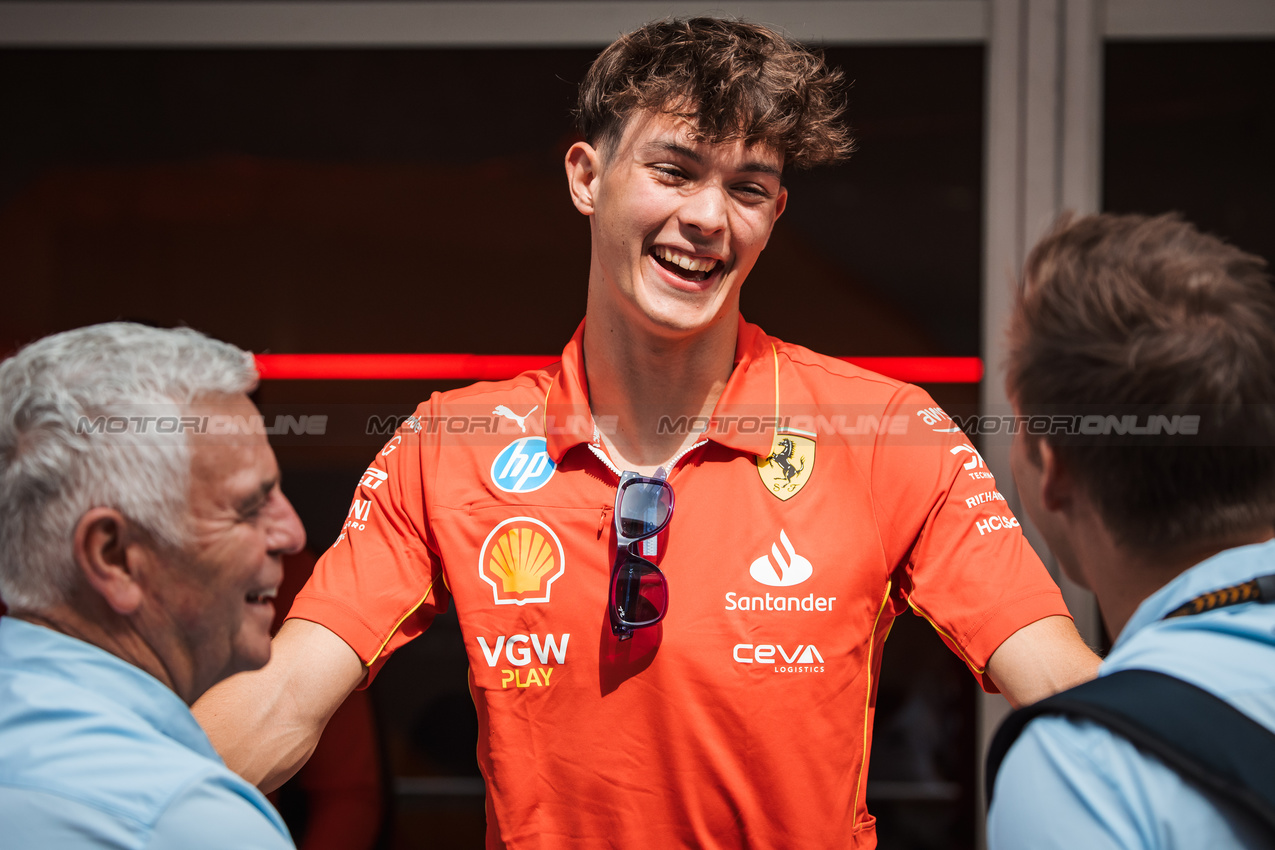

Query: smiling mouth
[[245, 588, 278, 605], [652, 246, 721, 283]]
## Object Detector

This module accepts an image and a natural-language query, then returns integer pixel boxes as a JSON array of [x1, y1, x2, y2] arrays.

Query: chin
[[230, 636, 274, 675], [640, 296, 733, 337]]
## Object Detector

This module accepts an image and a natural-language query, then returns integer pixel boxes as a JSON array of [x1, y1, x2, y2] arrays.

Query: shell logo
[[478, 517, 566, 606]]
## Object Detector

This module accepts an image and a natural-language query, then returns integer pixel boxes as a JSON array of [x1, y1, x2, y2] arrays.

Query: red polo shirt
[[292, 317, 1068, 849]]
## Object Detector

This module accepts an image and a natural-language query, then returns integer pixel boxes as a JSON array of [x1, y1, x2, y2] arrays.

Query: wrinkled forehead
[[185, 392, 267, 446], [184, 393, 275, 490]]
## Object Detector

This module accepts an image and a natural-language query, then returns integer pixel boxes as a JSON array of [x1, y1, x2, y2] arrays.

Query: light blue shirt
[[988, 539, 1275, 849], [0, 617, 294, 849]]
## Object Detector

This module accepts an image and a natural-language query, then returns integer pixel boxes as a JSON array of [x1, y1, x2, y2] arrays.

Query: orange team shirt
[[291, 317, 1070, 849]]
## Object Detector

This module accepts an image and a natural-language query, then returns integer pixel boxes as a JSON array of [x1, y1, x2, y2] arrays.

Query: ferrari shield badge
[[756, 430, 816, 500]]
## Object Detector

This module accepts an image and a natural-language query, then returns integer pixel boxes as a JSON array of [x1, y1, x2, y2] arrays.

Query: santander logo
[[749, 530, 813, 587]]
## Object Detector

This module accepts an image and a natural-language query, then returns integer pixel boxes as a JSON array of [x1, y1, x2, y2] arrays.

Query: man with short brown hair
[[198, 18, 1097, 847], [989, 212, 1275, 848]]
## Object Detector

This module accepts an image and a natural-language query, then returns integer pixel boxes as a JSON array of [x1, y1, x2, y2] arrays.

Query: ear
[[565, 141, 601, 215], [72, 508, 146, 615], [1036, 440, 1074, 513]]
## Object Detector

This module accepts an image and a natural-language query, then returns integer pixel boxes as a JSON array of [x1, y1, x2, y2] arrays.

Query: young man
[[196, 18, 1096, 847], [0, 323, 305, 848], [988, 213, 1275, 848]]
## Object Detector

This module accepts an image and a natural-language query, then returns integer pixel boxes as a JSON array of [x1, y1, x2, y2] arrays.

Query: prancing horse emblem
[[756, 431, 815, 501], [767, 438, 804, 487]]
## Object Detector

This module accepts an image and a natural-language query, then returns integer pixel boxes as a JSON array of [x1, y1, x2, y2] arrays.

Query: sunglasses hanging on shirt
[[608, 471, 674, 640]]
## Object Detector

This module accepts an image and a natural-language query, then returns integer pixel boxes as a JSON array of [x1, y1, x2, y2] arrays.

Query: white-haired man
[[0, 323, 305, 848]]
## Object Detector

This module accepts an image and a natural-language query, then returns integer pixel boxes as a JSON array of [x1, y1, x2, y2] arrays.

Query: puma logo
[[494, 405, 538, 433]]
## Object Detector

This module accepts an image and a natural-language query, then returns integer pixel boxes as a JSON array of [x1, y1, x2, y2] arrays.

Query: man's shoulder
[[766, 335, 916, 402], [1104, 615, 1275, 731], [442, 365, 559, 402], [751, 334, 950, 447], [400, 363, 560, 419], [0, 662, 262, 833], [989, 713, 1131, 847], [996, 628, 1275, 848], [995, 688, 1272, 849]]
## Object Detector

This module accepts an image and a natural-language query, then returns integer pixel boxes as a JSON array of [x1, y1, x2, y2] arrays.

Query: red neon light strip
[[254, 354, 558, 382], [846, 357, 983, 384], [254, 354, 983, 384]]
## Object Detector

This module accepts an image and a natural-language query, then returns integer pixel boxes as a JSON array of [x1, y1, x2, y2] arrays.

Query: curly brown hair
[[575, 17, 854, 170], [1008, 212, 1275, 550]]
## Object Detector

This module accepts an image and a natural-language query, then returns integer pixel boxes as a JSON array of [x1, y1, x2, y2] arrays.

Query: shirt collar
[[0, 618, 222, 762], [704, 316, 784, 457], [1116, 539, 1275, 649], [543, 320, 595, 463], [543, 315, 781, 463]]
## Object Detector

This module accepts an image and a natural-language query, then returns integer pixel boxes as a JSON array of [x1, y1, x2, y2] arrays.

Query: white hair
[[0, 323, 257, 611]]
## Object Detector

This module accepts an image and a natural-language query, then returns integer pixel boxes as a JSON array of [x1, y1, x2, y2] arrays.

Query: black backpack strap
[[986, 669, 1275, 838]]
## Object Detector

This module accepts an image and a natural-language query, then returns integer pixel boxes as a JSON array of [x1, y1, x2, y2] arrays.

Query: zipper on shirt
[[586, 431, 709, 482], [667, 439, 708, 471], [587, 442, 624, 478], [588, 433, 707, 558]]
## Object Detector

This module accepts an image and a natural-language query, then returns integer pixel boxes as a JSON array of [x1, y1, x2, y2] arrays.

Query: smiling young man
[[196, 18, 1097, 848], [0, 322, 305, 848], [567, 107, 788, 473]]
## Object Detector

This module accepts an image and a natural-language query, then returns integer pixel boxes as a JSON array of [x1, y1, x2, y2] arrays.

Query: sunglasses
[[609, 471, 675, 640]]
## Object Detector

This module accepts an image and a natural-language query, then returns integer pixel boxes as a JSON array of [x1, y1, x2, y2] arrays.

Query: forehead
[[613, 110, 785, 172], [185, 393, 276, 499]]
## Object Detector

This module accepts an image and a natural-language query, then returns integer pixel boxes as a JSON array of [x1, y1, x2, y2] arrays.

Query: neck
[[582, 308, 738, 474], [1092, 526, 1275, 638], [13, 598, 193, 704]]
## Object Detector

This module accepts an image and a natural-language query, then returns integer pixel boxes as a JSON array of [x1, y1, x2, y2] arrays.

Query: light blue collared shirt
[[988, 540, 1275, 849], [0, 617, 294, 849]]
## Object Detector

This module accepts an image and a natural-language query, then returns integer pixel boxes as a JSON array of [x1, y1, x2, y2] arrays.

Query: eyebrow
[[236, 477, 278, 515], [647, 141, 783, 180]]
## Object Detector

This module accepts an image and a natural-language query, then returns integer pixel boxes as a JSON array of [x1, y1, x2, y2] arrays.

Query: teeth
[[246, 588, 278, 603], [654, 246, 718, 273]]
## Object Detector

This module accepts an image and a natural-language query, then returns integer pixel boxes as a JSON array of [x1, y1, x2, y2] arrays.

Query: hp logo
[[491, 437, 556, 493]]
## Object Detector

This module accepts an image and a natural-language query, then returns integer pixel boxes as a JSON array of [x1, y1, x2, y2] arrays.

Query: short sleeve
[[869, 384, 1070, 689], [288, 402, 451, 684], [149, 771, 294, 850]]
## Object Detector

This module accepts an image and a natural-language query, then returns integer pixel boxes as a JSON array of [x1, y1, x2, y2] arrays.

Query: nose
[[678, 184, 728, 238], [266, 488, 307, 557]]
